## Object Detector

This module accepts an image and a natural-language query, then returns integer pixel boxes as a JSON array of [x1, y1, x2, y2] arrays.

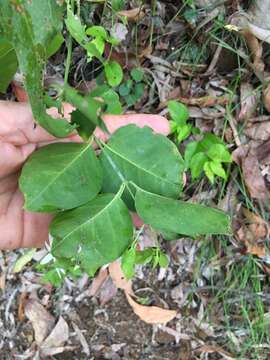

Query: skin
[[0, 101, 170, 250]]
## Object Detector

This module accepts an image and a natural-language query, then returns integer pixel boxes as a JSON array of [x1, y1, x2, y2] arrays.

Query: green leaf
[[199, 133, 224, 151], [46, 33, 64, 58], [50, 189, 133, 276], [0, 0, 74, 137], [86, 26, 108, 40], [99, 125, 184, 208], [131, 68, 144, 82], [134, 82, 145, 98], [135, 188, 231, 237], [121, 247, 136, 279], [85, 37, 105, 59], [19, 143, 102, 212], [63, 85, 107, 132], [177, 123, 192, 142], [0, 39, 17, 93], [209, 161, 227, 179], [103, 89, 122, 114], [104, 60, 123, 87], [168, 100, 189, 125], [203, 161, 215, 183], [190, 152, 208, 179], [65, 5, 87, 44], [184, 141, 199, 167], [135, 249, 154, 265], [158, 253, 169, 268], [119, 83, 130, 96], [13, 249, 37, 273], [71, 109, 96, 141], [207, 144, 232, 163]]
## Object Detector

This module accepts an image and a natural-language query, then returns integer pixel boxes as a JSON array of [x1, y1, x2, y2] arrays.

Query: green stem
[[64, 0, 75, 86]]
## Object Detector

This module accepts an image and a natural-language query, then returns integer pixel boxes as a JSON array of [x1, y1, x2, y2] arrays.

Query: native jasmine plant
[[0, 0, 231, 283]]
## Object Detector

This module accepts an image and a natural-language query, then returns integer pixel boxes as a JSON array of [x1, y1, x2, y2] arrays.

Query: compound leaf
[[19, 143, 102, 212], [99, 125, 184, 208]]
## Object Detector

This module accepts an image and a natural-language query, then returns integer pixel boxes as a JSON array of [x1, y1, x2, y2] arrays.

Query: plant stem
[[64, 0, 75, 86]]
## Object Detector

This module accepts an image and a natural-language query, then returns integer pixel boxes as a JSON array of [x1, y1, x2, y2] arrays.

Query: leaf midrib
[[53, 192, 121, 250], [104, 143, 180, 188], [26, 143, 92, 208]]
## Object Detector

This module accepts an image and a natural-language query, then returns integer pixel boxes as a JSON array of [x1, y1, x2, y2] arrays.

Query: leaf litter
[[1, 0, 270, 359]]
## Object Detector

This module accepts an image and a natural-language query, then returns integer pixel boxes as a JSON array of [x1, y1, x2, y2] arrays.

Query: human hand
[[0, 101, 169, 249]]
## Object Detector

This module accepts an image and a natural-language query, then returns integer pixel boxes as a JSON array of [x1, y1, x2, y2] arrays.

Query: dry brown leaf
[[178, 95, 229, 107], [233, 143, 270, 200], [117, 7, 145, 21], [264, 84, 270, 112], [17, 291, 27, 321], [108, 260, 134, 295], [244, 120, 270, 141], [196, 345, 235, 359], [25, 298, 55, 345], [41, 317, 69, 353], [238, 83, 259, 121], [88, 267, 108, 297], [125, 293, 177, 324], [234, 206, 270, 260]]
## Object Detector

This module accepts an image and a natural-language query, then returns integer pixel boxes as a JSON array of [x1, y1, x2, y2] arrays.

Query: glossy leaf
[[99, 125, 184, 208], [0, 0, 74, 137], [209, 161, 227, 179], [168, 100, 189, 125], [104, 60, 123, 87], [204, 161, 215, 183], [19, 143, 102, 212], [71, 109, 96, 141], [190, 152, 208, 179], [131, 68, 144, 82], [135, 188, 231, 237], [63, 85, 107, 133], [207, 144, 232, 163], [50, 189, 133, 276], [0, 39, 17, 93]]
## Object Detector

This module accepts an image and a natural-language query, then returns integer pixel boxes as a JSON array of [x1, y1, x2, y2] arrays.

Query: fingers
[[94, 113, 170, 142], [0, 101, 74, 146], [0, 189, 51, 250]]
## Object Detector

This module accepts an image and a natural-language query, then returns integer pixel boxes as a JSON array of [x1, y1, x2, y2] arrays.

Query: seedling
[[184, 133, 232, 183], [118, 68, 145, 106], [168, 100, 199, 143]]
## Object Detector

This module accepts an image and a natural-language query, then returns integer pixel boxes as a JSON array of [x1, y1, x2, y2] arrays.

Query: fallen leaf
[[25, 298, 55, 345], [18, 291, 27, 321], [117, 7, 145, 21], [196, 345, 235, 359], [125, 293, 177, 324], [13, 249, 37, 273], [41, 316, 69, 354], [234, 206, 270, 260], [109, 260, 134, 295], [244, 120, 270, 141], [72, 322, 90, 356], [232, 143, 270, 200], [264, 84, 270, 112], [88, 267, 108, 297], [238, 83, 259, 121], [178, 95, 229, 107], [98, 276, 118, 305]]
